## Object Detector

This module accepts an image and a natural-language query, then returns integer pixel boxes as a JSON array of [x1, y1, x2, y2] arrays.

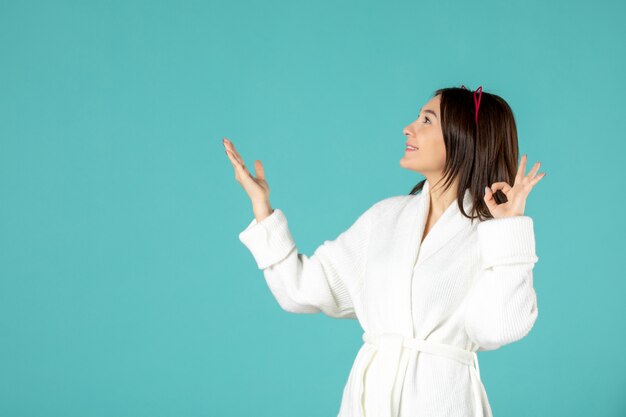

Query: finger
[[224, 147, 241, 170], [526, 161, 541, 180], [483, 186, 499, 213], [530, 171, 546, 186], [224, 139, 245, 166], [515, 154, 527, 185], [490, 181, 512, 195], [225, 148, 251, 178], [222, 138, 238, 160], [224, 142, 243, 166], [222, 138, 241, 163], [254, 160, 266, 181]]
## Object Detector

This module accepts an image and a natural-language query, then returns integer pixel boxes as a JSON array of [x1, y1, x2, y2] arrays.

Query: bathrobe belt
[[361, 332, 486, 417]]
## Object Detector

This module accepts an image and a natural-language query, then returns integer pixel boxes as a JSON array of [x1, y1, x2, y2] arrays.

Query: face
[[400, 94, 446, 175]]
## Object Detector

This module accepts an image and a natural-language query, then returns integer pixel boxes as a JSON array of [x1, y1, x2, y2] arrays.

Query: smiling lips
[[406, 145, 418, 152]]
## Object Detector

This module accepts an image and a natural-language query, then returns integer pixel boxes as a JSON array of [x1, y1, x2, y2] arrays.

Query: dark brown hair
[[408, 86, 521, 223]]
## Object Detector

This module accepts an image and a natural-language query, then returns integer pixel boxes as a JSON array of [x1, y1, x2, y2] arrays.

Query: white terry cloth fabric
[[238, 179, 539, 417]]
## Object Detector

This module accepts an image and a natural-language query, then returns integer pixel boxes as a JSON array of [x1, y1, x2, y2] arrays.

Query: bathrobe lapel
[[364, 180, 475, 337], [415, 180, 475, 268], [399, 180, 475, 338]]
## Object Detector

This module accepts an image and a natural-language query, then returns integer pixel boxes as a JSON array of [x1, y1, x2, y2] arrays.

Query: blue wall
[[1, 0, 624, 416]]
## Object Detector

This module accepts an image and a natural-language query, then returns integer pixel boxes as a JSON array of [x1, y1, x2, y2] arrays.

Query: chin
[[399, 159, 420, 172]]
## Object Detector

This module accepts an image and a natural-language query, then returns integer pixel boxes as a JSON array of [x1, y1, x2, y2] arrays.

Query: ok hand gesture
[[484, 155, 546, 219]]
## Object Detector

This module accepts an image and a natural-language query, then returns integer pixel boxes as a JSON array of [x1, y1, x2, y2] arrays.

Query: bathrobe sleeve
[[238, 205, 374, 319], [464, 215, 539, 351]]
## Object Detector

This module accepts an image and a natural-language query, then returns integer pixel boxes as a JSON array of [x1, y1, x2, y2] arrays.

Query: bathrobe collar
[[407, 179, 476, 269]]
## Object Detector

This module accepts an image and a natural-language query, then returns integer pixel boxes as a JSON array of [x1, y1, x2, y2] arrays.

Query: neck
[[425, 175, 460, 216]]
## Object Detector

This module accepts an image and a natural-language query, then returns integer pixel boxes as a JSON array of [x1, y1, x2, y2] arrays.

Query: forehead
[[421, 95, 440, 112]]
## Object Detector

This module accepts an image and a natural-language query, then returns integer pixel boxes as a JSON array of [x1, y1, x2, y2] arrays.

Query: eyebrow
[[419, 108, 438, 120]]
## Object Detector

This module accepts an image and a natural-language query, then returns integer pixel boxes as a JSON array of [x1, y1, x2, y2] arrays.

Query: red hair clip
[[460, 85, 483, 124]]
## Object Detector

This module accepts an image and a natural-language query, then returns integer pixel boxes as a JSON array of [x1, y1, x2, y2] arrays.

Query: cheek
[[436, 143, 447, 161], [419, 143, 447, 169], [429, 137, 447, 160], [423, 143, 446, 160]]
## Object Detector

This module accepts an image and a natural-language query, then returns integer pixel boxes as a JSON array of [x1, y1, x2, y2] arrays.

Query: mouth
[[405, 145, 418, 152]]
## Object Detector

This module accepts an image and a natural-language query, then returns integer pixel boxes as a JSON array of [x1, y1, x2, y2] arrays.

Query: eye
[[423, 116, 431, 124]]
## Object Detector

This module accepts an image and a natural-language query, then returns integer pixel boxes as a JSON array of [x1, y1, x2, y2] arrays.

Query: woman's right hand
[[223, 137, 272, 209]]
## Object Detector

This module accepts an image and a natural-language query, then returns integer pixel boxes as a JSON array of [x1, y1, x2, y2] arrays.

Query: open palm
[[223, 137, 270, 203], [484, 155, 546, 219]]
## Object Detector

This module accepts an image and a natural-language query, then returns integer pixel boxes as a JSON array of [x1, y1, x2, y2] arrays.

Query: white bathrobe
[[238, 179, 539, 417]]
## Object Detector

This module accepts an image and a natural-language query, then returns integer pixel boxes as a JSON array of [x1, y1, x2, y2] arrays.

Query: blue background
[[1, 0, 624, 416]]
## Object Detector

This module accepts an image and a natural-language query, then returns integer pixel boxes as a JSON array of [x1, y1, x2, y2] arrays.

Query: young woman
[[223, 86, 546, 417]]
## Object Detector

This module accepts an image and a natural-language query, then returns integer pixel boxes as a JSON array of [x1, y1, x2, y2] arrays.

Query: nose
[[403, 123, 413, 137]]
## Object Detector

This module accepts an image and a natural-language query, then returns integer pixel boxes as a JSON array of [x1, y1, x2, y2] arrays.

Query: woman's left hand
[[484, 154, 546, 219]]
